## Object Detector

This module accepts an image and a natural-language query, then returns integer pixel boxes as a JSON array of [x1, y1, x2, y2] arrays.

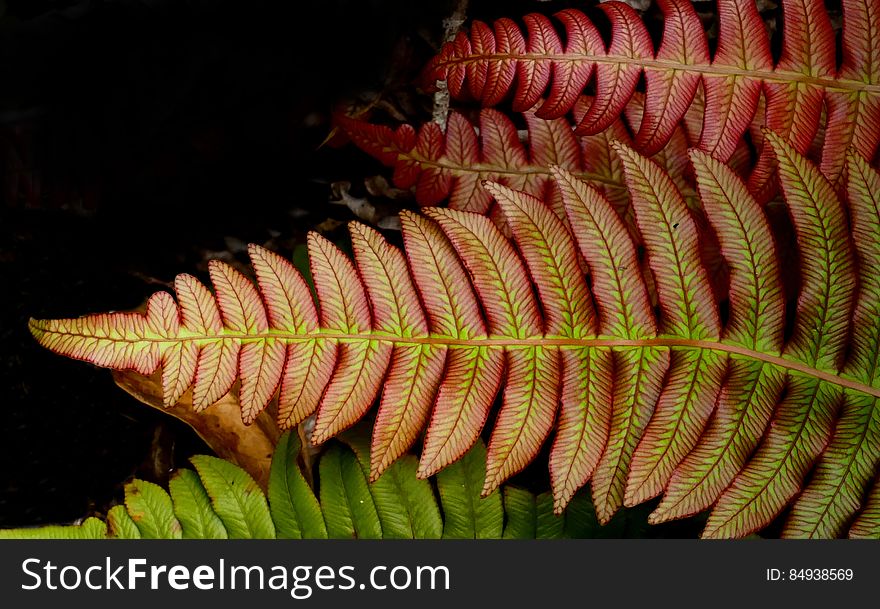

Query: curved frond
[[338, 97, 702, 232]]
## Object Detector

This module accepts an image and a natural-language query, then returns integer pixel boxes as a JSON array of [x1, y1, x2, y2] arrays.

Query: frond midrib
[[435, 52, 880, 95], [32, 321, 880, 399]]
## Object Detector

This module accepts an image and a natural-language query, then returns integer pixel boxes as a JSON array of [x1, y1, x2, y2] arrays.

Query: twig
[[432, 0, 469, 130]]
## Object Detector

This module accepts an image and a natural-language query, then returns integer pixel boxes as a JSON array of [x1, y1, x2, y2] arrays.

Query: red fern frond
[[30, 135, 880, 538], [423, 0, 880, 194], [337, 93, 745, 237], [337, 100, 636, 220]]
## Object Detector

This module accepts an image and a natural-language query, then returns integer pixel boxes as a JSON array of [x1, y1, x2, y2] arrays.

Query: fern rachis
[[29, 134, 880, 538]]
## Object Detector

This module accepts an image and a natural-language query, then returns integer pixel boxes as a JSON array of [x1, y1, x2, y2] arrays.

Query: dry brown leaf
[[113, 370, 279, 491]]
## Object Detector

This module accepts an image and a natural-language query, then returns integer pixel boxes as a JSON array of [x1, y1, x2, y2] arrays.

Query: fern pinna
[[423, 0, 880, 199], [30, 134, 880, 539]]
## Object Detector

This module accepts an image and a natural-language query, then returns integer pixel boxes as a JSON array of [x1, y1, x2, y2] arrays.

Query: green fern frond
[[0, 431, 634, 540]]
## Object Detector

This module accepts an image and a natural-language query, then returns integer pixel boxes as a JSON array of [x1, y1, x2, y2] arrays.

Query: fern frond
[[0, 432, 623, 540], [30, 135, 880, 537], [423, 0, 880, 192], [339, 91, 747, 230], [338, 100, 637, 221]]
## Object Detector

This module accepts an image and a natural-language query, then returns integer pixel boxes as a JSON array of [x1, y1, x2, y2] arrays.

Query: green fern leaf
[[107, 504, 142, 539], [501, 487, 621, 539], [268, 431, 327, 539], [535, 493, 566, 539], [169, 469, 228, 539], [341, 428, 442, 539], [190, 455, 274, 539], [784, 395, 880, 538], [123, 479, 182, 539], [0, 517, 108, 540], [436, 441, 503, 539], [502, 487, 537, 539], [534, 492, 608, 538], [0, 421, 678, 540], [560, 493, 607, 539], [318, 444, 383, 539]]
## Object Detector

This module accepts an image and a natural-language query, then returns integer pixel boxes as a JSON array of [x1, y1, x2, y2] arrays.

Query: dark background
[[0, 0, 448, 527]]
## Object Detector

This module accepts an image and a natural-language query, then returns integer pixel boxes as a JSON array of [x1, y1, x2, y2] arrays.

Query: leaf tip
[[548, 164, 572, 182], [416, 454, 441, 480], [368, 452, 389, 483], [420, 206, 446, 222], [699, 524, 722, 540], [609, 139, 633, 159], [241, 410, 258, 426], [246, 242, 264, 259], [686, 147, 707, 165], [27, 317, 44, 340], [480, 472, 502, 498], [552, 498, 568, 517], [161, 392, 177, 410], [647, 508, 669, 526], [310, 428, 329, 446], [760, 128, 789, 161]]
